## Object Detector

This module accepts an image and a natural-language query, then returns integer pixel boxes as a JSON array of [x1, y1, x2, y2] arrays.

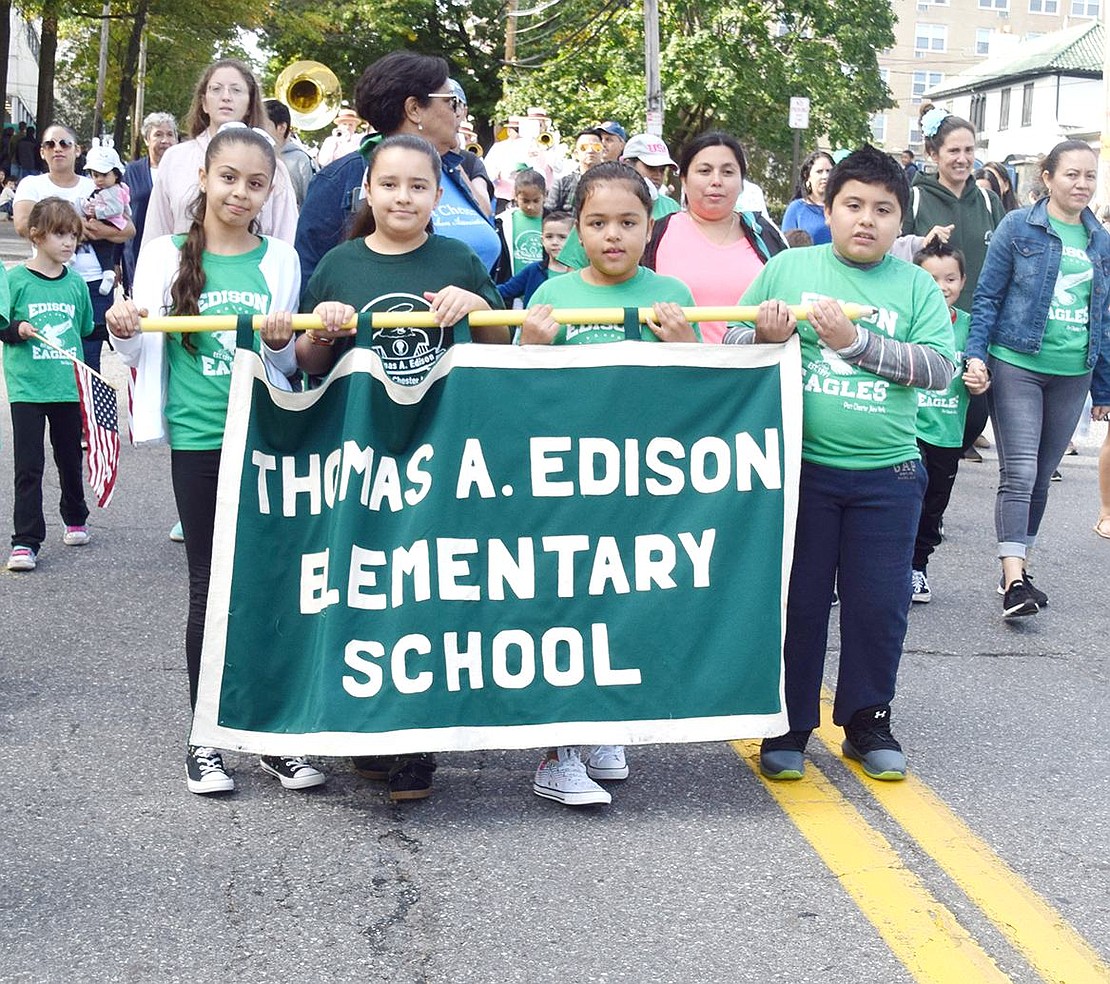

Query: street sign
[[789, 96, 810, 130]]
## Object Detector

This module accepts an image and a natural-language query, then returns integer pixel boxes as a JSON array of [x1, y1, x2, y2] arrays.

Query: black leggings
[[170, 449, 221, 710]]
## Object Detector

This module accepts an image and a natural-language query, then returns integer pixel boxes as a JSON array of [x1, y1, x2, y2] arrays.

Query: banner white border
[[192, 338, 801, 753]]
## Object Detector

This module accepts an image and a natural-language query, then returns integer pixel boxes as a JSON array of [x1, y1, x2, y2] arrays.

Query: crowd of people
[[2, 54, 1109, 810]]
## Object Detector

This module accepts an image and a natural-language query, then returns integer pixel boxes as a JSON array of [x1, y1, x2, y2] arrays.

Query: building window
[[909, 124, 923, 148], [871, 114, 887, 143], [999, 87, 1011, 130], [1021, 82, 1034, 125], [1070, 0, 1098, 13], [915, 23, 948, 56], [970, 93, 987, 132], [912, 71, 945, 104], [1029, 0, 1059, 11], [976, 28, 992, 55], [979, 0, 1008, 8]]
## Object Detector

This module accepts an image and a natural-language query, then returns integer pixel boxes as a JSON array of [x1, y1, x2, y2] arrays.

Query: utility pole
[[91, 0, 110, 142], [644, 0, 662, 135], [131, 30, 147, 159], [505, 0, 518, 65], [1099, 3, 1110, 210]]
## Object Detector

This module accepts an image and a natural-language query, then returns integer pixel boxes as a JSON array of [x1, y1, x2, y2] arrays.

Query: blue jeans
[[783, 459, 926, 731], [986, 358, 1091, 559]]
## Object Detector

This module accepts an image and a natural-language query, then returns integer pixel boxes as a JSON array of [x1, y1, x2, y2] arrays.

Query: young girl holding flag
[[2, 197, 93, 572], [105, 124, 324, 796]]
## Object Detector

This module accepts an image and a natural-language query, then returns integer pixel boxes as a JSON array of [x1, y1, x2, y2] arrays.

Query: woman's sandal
[[1093, 516, 1110, 539]]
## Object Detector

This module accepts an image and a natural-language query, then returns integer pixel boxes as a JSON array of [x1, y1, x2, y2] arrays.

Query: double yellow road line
[[731, 695, 1108, 983]]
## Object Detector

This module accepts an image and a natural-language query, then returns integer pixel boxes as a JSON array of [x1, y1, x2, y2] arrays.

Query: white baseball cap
[[621, 133, 676, 168], [84, 145, 125, 175]]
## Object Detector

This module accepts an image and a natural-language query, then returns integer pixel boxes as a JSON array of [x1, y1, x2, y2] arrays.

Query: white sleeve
[[259, 159, 300, 244], [259, 237, 303, 384]]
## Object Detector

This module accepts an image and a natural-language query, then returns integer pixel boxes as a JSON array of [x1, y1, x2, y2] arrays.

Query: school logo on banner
[[191, 338, 802, 756]]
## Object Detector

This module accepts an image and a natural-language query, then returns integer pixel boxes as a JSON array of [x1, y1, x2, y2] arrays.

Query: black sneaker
[[842, 705, 906, 780], [259, 755, 326, 789], [759, 729, 811, 780], [1051, 469, 1063, 482], [996, 571, 1048, 607], [1002, 579, 1039, 617], [387, 754, 437, 801], [186, 745, 234, 794]]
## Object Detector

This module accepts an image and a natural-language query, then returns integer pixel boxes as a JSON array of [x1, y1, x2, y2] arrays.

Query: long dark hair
[[347, 134, 441, 240], [678, 131, 747, 181], [170, 127, 276, 324], [792, 150, 834, 201]]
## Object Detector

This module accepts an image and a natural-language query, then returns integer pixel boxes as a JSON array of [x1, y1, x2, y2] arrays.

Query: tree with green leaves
[[500, 0, 894, 207], [257, 0, 507, 143]]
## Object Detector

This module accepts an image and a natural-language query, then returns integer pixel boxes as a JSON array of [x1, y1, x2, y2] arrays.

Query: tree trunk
[[35, 0, 59, 134], [113, 0, 149, 151], [0, 0, 12, 126]]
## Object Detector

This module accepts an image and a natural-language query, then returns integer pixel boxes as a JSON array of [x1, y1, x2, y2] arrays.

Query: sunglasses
[[577, 142, 603, 154], [426, 93, 461, 113], [42, 138, 75, 150]]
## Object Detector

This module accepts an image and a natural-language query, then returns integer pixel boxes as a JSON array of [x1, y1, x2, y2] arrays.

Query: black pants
[[961, 392, 989, 453], [171, 449, 221, 711], [10, 402, 89, 550], [912, 439, 963, 572]]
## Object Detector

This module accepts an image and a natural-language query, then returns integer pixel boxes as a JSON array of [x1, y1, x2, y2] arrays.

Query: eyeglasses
[[426, 93, 461, 113], [42, 138, 75, 150], [577, 142, 603, 154], [206, 83, 248, 98]]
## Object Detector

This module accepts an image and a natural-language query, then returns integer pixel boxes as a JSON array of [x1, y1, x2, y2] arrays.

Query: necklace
[[690, 210, 737, 246]]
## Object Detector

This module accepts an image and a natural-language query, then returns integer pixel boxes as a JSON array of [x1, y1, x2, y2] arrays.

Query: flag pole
[[134, 304, 878, 334], [29, 332, 120, 392]]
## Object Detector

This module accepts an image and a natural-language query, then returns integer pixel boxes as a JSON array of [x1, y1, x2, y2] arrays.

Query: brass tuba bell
[[465, 141, 484, 157], [274, 60, 342, 131]]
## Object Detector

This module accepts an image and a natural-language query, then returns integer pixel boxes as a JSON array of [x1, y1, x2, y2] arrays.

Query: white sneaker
[[98, 269, 116, 296], [533, 747, 611, 806], [259, 755, 326, 789], [586, 744, 629, 780]]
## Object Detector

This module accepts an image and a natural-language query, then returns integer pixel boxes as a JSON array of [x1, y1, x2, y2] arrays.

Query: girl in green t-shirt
[[294, 134, 508, 801], [521, 161, 698, 808], [106, 125, 322, 797], [2, 197, 93, 572]]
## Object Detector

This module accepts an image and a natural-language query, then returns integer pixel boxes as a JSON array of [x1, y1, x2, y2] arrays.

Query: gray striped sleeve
[[839, 326, 956, 391]]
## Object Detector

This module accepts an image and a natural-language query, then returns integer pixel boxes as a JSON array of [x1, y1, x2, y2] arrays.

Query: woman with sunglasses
[[294, 50, 501, 284], [141, 58, 299, 249], [12, 123, 135, 371]]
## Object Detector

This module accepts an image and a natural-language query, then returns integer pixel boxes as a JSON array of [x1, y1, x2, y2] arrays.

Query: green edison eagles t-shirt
[[989, 217, 1092, 377], [740, 245, 955, 469], [527, 267, 699, 344], [303, 235, 503, 387], [2, 265, 93, 403], [916, 307, 971, 449], [165, 238, 272, 450]]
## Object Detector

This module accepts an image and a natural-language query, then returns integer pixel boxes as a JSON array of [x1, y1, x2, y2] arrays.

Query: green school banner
[[191, 337, 802, 756]]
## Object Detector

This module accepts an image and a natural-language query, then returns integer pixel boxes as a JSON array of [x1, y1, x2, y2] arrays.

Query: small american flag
[[74, 365, 121, 507]]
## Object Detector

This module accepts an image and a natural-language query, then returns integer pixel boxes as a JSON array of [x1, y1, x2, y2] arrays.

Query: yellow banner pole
[[135, 304, 877, 334]]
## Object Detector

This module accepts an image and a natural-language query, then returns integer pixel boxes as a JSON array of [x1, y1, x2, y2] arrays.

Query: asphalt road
[[1, 344, 1108, 982]]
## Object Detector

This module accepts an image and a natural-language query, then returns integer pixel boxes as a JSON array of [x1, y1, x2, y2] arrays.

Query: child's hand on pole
[[106, 300, 146, 339], [645, 302, 696, 343], [520, 304, 559, 345], [753, 299, 797, 343]]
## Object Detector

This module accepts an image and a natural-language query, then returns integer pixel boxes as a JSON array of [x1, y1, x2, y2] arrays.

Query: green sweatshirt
[[903, 172, 1006, 311]]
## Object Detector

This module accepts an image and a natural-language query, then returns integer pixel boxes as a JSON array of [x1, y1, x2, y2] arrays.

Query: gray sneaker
[[842, 706, 906, 781]]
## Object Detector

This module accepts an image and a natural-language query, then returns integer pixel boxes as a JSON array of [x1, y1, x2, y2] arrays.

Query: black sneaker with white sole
[[186, 745, 234, 794], [997, 571, 1047, 607], [1002, 579, 1039, 618], [259, 755, 326, 789]]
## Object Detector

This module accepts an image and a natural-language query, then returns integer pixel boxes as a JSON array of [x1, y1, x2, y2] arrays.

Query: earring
[[417, 123, 424, 131]]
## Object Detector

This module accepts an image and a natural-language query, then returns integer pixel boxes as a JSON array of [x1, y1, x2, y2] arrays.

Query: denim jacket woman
[[968, 195, 1110, 402]]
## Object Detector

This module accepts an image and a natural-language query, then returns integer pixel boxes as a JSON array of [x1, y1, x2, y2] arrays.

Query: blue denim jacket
[[968, 197, 1110, 402]]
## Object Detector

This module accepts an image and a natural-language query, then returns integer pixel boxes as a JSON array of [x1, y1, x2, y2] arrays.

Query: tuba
[[465, 141, 484, 157], [274, 60, 342, 131]]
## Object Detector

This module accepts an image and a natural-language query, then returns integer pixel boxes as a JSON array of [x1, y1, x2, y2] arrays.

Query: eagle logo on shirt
[[1052, 268, 1093, 307], [816, 339, 854, 376]]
